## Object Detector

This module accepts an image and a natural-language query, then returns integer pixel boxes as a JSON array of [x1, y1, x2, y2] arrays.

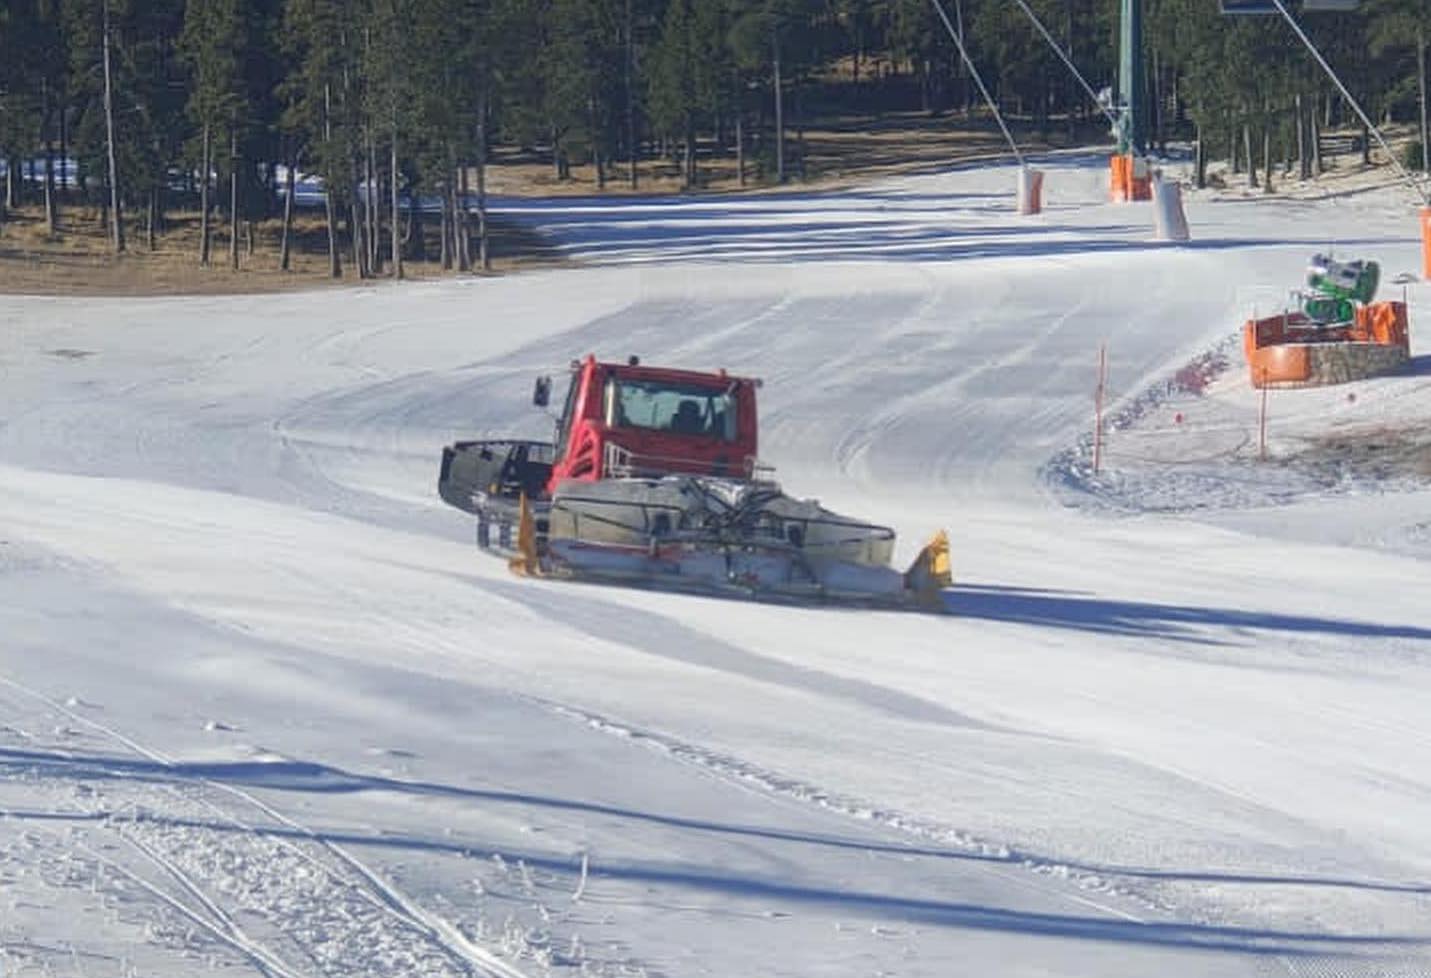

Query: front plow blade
[[536, 533, 953, 610], [904, 530, 953, 610]]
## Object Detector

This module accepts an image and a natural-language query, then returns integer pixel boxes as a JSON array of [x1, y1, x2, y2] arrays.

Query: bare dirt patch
[[1290, 424, 1431, 482], [1, 112, 1092, 297], [484, 112, 1095, 197], [0, 203, 565, 297]]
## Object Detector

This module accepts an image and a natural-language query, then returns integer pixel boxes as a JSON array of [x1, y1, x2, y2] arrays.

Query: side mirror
[[532, 375, 552, 408]]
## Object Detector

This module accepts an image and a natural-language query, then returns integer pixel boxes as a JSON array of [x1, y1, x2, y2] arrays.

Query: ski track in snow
[[0, 676, 533, 978], [4, 152, 1431, 977]]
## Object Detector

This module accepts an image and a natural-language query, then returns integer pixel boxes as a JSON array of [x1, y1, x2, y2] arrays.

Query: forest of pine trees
[[2, 0, 1431, 277]]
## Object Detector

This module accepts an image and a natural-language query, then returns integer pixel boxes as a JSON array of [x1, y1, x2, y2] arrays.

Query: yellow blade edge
[[905, 529, 953, 610], [507, 492, 542, 578]]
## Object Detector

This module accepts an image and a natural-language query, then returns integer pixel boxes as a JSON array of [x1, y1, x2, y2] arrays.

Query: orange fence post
[[1093, 342, 1108, 473], [1129, 157, 1152, 202], [1421, 207, 1431, 281], [1258, 369, 1270, 461]]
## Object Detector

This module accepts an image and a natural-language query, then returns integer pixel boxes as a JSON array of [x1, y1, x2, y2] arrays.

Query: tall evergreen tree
[[181, 0, 244, 265], [283, 0, 362, 277]]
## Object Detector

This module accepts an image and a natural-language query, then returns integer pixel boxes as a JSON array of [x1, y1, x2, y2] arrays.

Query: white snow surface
[[3, 151, 1431, 977]]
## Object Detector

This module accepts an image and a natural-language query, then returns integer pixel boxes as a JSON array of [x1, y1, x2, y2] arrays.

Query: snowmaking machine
[[438, 355, 952, 607], [1301, 254, 1380, 325], [1242, 253, 1410, 388]]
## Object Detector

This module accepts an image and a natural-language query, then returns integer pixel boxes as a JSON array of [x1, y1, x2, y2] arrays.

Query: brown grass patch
[[1, 112, 1094, 296], [0, 202, 566, 297], [1291, 423, 1431, 483], [484, 111, 1095, 197]]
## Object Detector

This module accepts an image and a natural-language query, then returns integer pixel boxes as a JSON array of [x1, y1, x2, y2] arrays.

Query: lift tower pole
[[1118, 0, 1144, 155]]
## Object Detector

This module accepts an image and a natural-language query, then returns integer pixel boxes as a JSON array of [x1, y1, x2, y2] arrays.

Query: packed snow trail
[[3, 153, 1430, 977]]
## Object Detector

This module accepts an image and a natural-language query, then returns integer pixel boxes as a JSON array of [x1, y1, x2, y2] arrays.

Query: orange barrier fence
[[1242, 302, 1411, 388], [1422, 206, 1431, 282], [1109, 154, 1151, 203]]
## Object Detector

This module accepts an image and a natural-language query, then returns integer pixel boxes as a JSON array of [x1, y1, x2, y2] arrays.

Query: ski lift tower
[[1108, 0, 1151, 200], [1117, 0, 1144, 157]]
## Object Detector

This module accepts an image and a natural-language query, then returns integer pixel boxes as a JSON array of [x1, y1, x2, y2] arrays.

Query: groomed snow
[[2, 151, 1430, 977]]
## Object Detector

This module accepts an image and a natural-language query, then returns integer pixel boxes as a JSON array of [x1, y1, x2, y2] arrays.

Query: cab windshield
[[606, 378, 737, 441]]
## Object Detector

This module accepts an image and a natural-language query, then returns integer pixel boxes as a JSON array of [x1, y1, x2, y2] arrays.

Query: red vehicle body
[[436, 354, 952, 606], [545, 355, 761, 492]]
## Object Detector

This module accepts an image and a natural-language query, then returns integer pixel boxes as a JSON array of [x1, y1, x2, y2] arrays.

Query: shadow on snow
[[5, 745, 1431, 924], [942, 583, 1431, 645]]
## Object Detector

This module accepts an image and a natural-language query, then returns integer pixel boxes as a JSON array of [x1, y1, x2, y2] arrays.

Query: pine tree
[[1366, 0, 1431, 172], [649, 0, 701, 186], [181, 0, 244, 266], [65, 0, 140, 251], [126, 0, 186, 250], [283, 0, 363, 277]]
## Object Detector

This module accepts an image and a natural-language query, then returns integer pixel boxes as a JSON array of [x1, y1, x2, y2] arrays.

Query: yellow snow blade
[[905, 529, 953, 610], [508, 493, 542, 577]]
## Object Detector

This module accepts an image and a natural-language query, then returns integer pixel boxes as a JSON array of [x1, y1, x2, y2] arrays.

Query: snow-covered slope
[[3, 153, 1429, 978]]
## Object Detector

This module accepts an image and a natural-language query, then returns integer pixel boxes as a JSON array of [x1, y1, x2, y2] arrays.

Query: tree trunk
[[200, 124, 212, 267], [391, 123, 403, 280], [371, 169, 383, 276], [59, 94, 69, 205], [684, 119, 696, 189], [1297, 93, 1309, 181], [458, 162, 471, 271], [477, 90, 490, 271], [322, 192, 340, 276], [229, 129, 240, 270], [147, 186, 157, 250], [350, 196, 366, 277], [101, 0, 124, 253], [408, 190, 426, 261], [626, 0, 638, 190], [1311, 97, 1322, 176], [450, 174, 462, 265], [366, 129, 378, 273], [736, 111, 746, 189], [439, 183, 452, 270], [1420, 29, 1429, 176], [1245, 124, 1257, 189], [1194, 122, 1206, 189], [1361, 121, 1371, 166], [280, 150, 297, 271], [794, 82, 805, 180], [773, 32, 785, 184], [1262, 127, 1273, 194], [322, 85, 340, 277], [1151, 46, 1163, 151], [43, 78, 57, 232], [347, 152, 366, 278]]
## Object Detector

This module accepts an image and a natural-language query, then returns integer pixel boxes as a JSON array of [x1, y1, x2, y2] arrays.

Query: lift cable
[[928, 0, 1025, 167], [1270, 0, 1428, 204]]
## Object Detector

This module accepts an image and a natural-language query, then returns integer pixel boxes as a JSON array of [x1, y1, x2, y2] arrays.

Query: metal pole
[[1093, 342, 1108, 474], [929, 0, 1024, 166], [1270, 0, 1429, 204], [1012, 0, 1119, 129], [101, 0, 124, 253], [1118, 0, 1144, 155]]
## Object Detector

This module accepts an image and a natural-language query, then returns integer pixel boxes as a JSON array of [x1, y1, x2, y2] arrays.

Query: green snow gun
[[1301, 253, 1379, 324]]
